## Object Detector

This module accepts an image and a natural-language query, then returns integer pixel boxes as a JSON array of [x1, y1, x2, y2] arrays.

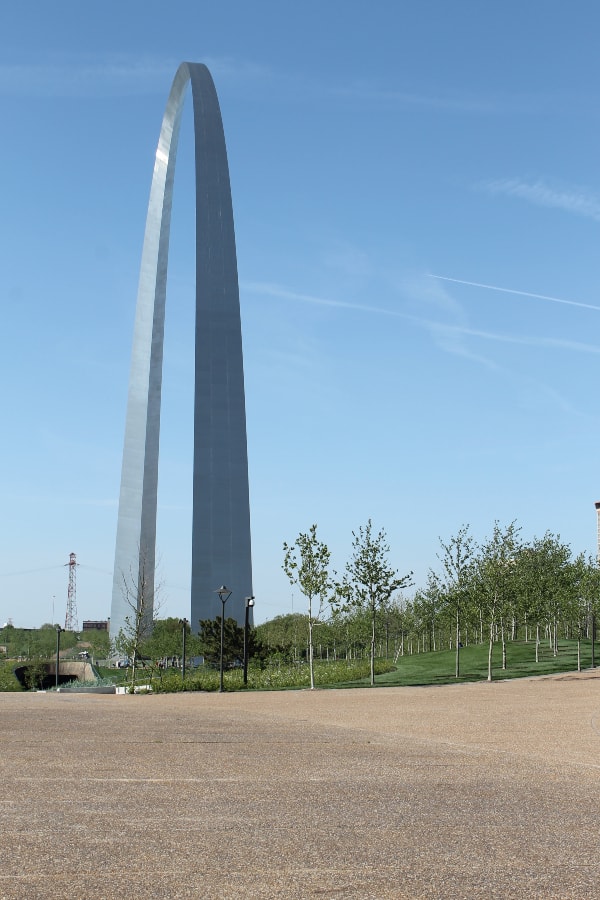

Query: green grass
[[150, 659, 396, 692], [0, 660, 22, 691], [95, 666, 130, 684], [376, 638, 598, 687], [87, 641, 600, 692], [3, 640, 594, 693]]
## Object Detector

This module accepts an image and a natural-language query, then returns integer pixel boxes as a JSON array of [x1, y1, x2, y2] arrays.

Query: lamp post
[[179, 618, 189, 681], [215, 585, 232, 692], [243, 596, 255, 686], [55, 625, 62, 689]]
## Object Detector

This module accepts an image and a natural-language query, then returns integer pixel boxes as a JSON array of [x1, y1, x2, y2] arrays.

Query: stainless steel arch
[[110, 63, 252, 640]]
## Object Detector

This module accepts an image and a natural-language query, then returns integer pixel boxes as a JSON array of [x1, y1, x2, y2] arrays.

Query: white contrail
[[428, 274, 600, 312]]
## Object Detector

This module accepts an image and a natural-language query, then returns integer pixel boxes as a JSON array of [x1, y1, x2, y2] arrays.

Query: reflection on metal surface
[[110, 63, 252, 640]]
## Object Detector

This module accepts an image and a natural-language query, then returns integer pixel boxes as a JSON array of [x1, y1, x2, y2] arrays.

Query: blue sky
[[2, 1, 600, 628]]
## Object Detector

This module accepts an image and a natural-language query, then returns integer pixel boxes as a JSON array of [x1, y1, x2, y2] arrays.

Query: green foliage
[[382, 639, 599, 686], [142, 617, 202, 660], [283, 524, 332, 689], [83, 629, 111, 661], [151, 658, 395, 693], [0, 661, 22, 691], [0, 625, 78, 659], [436, 524, 476, 676], [249, 659, 395, 689], [198, 616, 265, 668], [337, 519, 412, 685], [23, 659, 50, 690], [255, 613, 309, 660], [283, 524, 332, 610]]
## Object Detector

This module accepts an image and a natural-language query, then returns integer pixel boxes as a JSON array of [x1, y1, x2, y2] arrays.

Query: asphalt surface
[[1, 672, 600, 899]]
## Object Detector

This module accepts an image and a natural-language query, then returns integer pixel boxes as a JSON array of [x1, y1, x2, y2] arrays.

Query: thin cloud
[[332, 84, 497, 114], [245, 278, 600, 356], [0, 57, 175, 97], [243, 281, 396, 316], [0, 55, 272, 98], [428, 274, 600, 313], [481, 177, 600, 222], [451, 324, 600, 355]]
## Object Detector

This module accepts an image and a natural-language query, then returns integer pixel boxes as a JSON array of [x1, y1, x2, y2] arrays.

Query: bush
[[0, 661, 23, 692], [150, 659, 395, 693]]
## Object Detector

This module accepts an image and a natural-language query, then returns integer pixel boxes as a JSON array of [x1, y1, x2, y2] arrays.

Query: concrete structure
[[110, 63, 252, 641]]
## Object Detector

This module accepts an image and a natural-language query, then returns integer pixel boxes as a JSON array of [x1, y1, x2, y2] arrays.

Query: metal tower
[[65, 552, 78, 631]]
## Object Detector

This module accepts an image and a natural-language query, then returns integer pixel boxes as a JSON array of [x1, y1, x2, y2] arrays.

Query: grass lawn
[[3, 640, 597, 692], [372, 638, 597, 687]]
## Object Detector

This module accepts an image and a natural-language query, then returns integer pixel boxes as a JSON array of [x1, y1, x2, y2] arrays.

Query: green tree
[[143, 617, 200, 663], [437, 524, 476, 677], [515, 534, 573, 660], [413, 573, 442, 653], [339, 520, 412, 686], [198, 617, 264, 670], [84, 629, 111, 664], [476, 521, 521, 681], [283, 524, 332, 690], [255, 613, 309, 662]]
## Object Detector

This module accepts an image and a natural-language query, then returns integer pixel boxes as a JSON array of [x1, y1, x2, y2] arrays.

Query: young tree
[[476, 521, 521, 681], [340, 520, 412, 686], [115, 553, 161, 691], [283, 524, 332, 690], [568, 554, 600, 670], [515, 534, 573, 660], [413, 574, 442, 653], [438, 524, 476, 677]]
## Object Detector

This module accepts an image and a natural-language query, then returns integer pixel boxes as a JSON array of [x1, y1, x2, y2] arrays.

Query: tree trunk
[[536, 623, 540, 663], [577, 636, 581, 672], [308, 598, 315, 690], [487, 622, 493, 682], [501, 618, 506, 670], [370, 608, 376, 686], [455, 606, 460, 678]]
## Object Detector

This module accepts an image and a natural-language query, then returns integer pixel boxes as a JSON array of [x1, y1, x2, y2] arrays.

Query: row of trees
[[0, 624, 81, 659], [420, 521, 600, 680], [279, 520, 600, 685], [283, 520, 412, 688], [6, 519, 596, 691]]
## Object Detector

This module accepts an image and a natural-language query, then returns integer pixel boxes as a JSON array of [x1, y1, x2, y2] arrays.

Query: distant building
[[82, 620, 109, 632]]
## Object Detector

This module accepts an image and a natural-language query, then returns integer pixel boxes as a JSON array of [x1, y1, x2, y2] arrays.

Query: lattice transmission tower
[[64, 552, 79, 631]]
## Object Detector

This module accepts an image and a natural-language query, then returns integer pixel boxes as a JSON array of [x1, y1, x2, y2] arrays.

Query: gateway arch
[[110, 62, 252, 640]]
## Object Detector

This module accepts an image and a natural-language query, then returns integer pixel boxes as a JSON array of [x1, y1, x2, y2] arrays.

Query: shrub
[[0, 661, 23, 692], [150, 659, 395, 693]]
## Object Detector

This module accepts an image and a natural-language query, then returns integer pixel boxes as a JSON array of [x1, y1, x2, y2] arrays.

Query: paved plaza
[[1, 672, 600, 899]]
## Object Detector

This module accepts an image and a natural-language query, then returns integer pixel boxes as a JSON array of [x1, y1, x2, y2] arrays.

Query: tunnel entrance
[[14, 664, 77, 691]]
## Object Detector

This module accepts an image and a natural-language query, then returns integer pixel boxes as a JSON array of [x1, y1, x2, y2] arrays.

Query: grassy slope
[[373, 639, 596, 687], [3, 640, 597, 691]]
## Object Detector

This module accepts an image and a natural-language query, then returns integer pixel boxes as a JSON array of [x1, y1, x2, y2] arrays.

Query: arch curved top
[[110, 63, 252, 640]]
